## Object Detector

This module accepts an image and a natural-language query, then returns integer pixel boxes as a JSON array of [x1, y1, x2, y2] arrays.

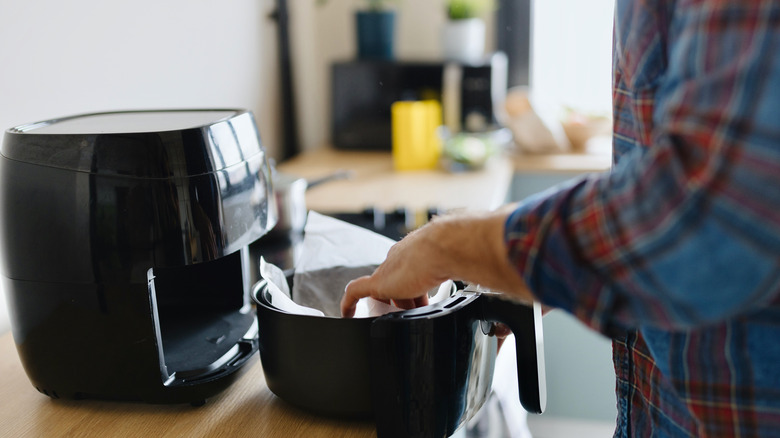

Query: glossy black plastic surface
[[0, 109, 274, 403], [252, 280, 545, 437], [371, 293, 545, 437], [254, 279, 375, 417], [480, 294, 546, 415], [369, 293, 496, 437], [3, 110, 261, 177]]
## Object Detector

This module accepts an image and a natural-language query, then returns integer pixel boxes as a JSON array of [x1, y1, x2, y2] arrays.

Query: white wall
[[0, 0, 283, 334], [531, 0, 614, 114]]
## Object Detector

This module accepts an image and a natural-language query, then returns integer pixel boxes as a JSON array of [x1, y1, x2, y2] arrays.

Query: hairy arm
[[341, 206, 533, 317]]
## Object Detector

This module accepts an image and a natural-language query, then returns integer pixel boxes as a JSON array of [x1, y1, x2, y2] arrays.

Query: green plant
[[446, 0, 495, 19], [363, 0, 396, 10], [317, 0, 399, 11]]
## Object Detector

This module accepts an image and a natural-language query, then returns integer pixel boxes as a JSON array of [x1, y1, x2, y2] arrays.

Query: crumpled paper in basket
[[261, 211, 452, 318]]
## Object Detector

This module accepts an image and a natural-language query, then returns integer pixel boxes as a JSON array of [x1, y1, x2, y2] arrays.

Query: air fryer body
[[0, 109, 275, 403]]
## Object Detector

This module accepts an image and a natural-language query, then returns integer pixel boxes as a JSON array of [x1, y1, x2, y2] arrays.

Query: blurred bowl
[[561, 113, 612, 152]]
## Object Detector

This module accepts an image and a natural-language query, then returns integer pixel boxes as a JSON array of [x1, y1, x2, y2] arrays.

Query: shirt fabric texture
[[505, 0, 780, 436]]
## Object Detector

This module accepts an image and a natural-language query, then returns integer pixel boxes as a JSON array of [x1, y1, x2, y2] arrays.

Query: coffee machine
[[0, 109, 275, 404]]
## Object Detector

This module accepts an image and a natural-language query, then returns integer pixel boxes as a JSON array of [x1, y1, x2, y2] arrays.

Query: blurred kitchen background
[[0, 0, 615, 436]]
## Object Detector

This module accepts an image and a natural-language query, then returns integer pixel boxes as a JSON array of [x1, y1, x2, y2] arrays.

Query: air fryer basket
[[252, 277, 545, 438]]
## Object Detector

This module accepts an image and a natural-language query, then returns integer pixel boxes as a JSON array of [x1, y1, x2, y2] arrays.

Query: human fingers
[[341, 276, 374, 318], [342, 275, 432, 316], [392, 295, 430, 310]]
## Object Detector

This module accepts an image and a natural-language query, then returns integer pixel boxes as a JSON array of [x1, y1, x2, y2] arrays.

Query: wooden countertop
[[0, 332, 375, 437], [276, 148, 514, 213]]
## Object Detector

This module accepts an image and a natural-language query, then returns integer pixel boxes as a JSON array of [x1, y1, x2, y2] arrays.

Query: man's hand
[[341, 224, 447, 317], [341, 206, 536, 317]]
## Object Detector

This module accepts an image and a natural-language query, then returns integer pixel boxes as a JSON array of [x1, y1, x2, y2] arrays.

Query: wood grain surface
[[276, 148, 514, 213], [0, 333, 375, 438]]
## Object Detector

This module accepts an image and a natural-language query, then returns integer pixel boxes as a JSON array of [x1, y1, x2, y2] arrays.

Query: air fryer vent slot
[[151, 250, 254, 378]]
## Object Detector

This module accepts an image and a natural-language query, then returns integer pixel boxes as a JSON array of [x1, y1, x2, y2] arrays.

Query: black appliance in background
[[497, 0, 532, 89], [331, 53, 508, 151], [327, 207, 442, 241], [269, 0, 299, 160], [268, 0, 529, 157], [0, 109, 276, 405]]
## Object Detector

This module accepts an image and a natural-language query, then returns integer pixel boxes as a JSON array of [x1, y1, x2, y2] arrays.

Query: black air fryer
[[0, 109, 276, 404]]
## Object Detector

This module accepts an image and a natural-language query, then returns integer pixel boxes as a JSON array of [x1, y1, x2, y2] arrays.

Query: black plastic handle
[[479, 294, 546, 414]]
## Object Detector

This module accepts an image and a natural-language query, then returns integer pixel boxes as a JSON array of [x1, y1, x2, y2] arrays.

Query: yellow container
[[391, 100, 442, 171]]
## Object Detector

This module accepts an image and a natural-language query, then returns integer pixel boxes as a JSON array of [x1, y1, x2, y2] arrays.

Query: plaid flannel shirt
[[506, 0, 780, 436]]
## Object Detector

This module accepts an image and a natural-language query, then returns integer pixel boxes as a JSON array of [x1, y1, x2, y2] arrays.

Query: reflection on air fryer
[[467, 324, 496, 424]]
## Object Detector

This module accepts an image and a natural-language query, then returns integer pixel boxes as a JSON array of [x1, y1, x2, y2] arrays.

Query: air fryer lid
[[1, 108, 275, 279], [2, 109, 263, 178]]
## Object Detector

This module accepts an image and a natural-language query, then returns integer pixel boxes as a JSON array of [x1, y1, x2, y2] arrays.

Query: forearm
[[425, 207, 533, 303], [341, 206, 535, 317]]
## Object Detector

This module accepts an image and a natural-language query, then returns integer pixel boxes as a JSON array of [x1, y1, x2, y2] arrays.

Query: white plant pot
[[441, 18, 486, 63]]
